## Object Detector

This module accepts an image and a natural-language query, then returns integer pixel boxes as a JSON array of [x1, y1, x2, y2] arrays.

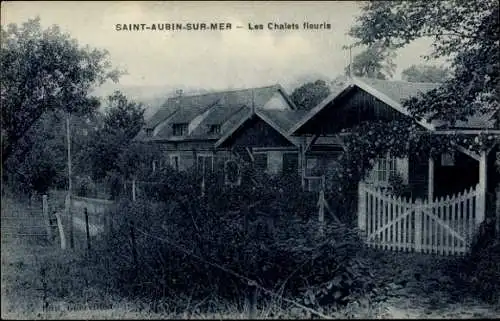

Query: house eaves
[[214, 109, 300, 148], [288, 77, 437, 136], [287, 81, 354, 135]]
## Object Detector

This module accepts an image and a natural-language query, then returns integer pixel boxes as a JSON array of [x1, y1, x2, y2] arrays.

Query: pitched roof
[[433, 109, 499, 129], [258, 109, 308, 133], [189, 105, 249, 139], [359, 77, 499, 129], [290, 76, 498, 135], [214, 108, 306, 148], [357, 77, 440, 104], [135, 84, 291, 142]]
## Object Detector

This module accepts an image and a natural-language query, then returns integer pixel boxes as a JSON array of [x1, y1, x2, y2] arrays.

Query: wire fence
[[1, 194, 55, 244], [107, 214, 334, 319]]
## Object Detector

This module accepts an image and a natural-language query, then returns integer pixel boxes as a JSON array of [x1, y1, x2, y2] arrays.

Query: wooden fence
[[70, 196, 114, 238], [357, 182, 485, 256]]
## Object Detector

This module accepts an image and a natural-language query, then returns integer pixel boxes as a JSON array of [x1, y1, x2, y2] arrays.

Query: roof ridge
[[165, 84, 281, 100], [354, 76, 441, 86]]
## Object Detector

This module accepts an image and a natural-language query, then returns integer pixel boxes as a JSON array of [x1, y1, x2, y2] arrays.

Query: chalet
[[133, 84, 299, 177], [289, 76, 499, 255], [215, 107, 307, 176], [290, 76, 499, 198]]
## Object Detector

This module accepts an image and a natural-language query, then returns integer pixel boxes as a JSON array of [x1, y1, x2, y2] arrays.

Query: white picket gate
[[357, 182, 485, 256]]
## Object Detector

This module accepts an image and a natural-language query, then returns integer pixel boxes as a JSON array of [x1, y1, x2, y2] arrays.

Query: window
[[146, 128, 153, 137], [197, 154, 214, 175], [283, 152, 298, 174], [267, 151, 283, 174], [306, 158, 317, 169], [253, 151, 282, 174], [169, 155, 180, 171], [208, 124, 221, 135], [305, 157, 321, 176], [441, 152, 455, 166], [254, 153, 268, 172], [172, 123, 188, 136], [369, 157, 397, 186]]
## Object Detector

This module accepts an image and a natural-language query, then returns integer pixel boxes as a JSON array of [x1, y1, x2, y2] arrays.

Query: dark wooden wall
[[296, 87, 403, 135], [219, 116, 295, 148]]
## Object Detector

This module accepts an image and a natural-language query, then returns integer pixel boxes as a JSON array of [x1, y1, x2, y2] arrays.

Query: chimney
[[348, 45, 352, 78], [251, 89, 255, 113], [176, 89, 183, 97]]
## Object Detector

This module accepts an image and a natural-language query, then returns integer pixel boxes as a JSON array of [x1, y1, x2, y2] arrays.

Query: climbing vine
[[323, 118, 499, 198]]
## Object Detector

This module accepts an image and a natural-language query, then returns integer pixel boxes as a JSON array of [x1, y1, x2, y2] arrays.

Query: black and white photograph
[[1, 0, 499, 319]]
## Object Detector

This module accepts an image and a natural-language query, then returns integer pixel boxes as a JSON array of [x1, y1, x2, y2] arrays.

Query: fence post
[[201, 176, 205, 198], [357, 182, 366, 233], [54, 212, 66, 250], [129, 219, 138, 270], [318, 189, 325, 236], [243, 204, 257, 319], [300, 147, 306, 191], [248, 286, 258, 319], [476, 150, 487, 229], [65, 193, 74, 249], [42, 195, 52, 242], [132, 180, 136, 202], [414, 198, 422, 253], [85, 208, 91, 251], [496, 187, 500, 239]]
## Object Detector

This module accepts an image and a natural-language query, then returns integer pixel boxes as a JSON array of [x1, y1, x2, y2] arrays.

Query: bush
[[94, 168, 374, 309], [388, 172, 410, 197], [75, 176, 96, 197], [457, 219, 500, 303]]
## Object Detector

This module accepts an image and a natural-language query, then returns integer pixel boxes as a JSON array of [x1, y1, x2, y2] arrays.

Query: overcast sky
[[2, 1, 443, 94]]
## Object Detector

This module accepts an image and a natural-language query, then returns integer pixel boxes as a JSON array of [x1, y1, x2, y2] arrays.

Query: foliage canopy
[[1, 17, 121, 165]]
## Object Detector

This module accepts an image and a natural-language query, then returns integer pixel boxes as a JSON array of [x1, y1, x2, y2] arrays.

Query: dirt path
[[360, 249, 500, 319]]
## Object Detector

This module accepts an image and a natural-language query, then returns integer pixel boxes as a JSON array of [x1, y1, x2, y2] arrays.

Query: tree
[[319, 0, 500, 199], [1, 17, 121, 166], [290, 80, 331, 111], [349, 0, 499, 124], [3, 108, 102, 194], [85, 91, 146, 180], [345, 42, 396, 80], [401, 64, 451, 83]]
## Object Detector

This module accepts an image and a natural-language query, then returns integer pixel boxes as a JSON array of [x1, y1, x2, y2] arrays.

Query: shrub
[[458, 219, 500, 303], [388, 172, 409, 197], [74, 176, 96, 197], [95, 168, 374, 309]]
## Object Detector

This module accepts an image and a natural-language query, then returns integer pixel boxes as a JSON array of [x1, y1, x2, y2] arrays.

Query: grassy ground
[[359, 249, 500, 319], [2, 195, 499, 319]]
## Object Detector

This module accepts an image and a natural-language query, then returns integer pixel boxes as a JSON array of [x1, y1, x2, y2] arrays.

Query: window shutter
[[267, 151, 283, 174], [283, 153, 298, 174], [254, 153, 268, 171], [396, 157, 409, 184]]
